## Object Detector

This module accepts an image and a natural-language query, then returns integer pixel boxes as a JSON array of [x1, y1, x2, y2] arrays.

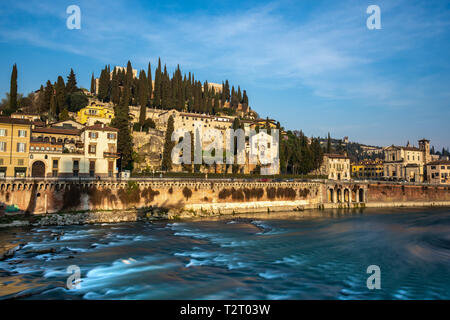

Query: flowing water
[[1, 207, 450, 299]]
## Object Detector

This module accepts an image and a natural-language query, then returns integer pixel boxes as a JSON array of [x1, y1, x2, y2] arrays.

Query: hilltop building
[[76, 102, 114, 125], [383, 139, 431, 182]]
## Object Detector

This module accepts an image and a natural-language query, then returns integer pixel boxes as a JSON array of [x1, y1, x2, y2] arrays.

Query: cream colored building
[[29, 123, 119, 178], [426, 160, 450, 185], [383, 139, 430, 182], [320, 153, 351, 180]]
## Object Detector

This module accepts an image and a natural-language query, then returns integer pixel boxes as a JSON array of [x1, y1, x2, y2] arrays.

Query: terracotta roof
[[427, 160, 450, 166], [402, 146, 421, 151], [386, 145, 421, 152], [83, 124, 119, 132], [0, 116, 32, 125], [32, 127, 80, 135], [11, 112, 40, 116], [50, 119, 83, 126], [32, 120, 45, 127], [179, 113, 214, 120], [324, 153, 349, 159]]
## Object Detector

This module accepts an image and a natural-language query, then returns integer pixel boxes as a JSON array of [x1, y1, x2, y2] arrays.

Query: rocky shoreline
[[0, 207, 170, 228]]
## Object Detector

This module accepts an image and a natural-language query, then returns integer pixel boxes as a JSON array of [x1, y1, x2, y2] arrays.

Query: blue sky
[[0, 0, 449, 150]]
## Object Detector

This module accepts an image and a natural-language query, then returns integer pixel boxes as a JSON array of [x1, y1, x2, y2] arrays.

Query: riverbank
[[1, 199, 450, 228]]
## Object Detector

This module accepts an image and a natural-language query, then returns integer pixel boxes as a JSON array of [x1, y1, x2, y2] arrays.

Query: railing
[[104, 152, 120, 158]]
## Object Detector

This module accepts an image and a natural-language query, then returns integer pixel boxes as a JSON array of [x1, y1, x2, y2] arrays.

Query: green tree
[[59, 108, 70, 121], [110, 68, 120, 105], [112, 88, 133, 170], [66, 68, 77, 94], [49, 93, 57, 120], [138, 70, 148, 125], [90, 73, 96, 94], [147, 62, 153, 105], [9, 64, 18, 113], [43, 80, 53, 112], [55, 76, 67, 117], [67, 91, 88, 112], [162, 115, 175, 171], [97, 66, 110, 102], [326, 132, 332, 153]]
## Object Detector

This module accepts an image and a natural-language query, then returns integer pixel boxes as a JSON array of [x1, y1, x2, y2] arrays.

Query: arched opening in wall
[[359, 188, 364, 202], [337, 189, 342, 203], [328, 189, 334, 202], [344, 189, 350, 203], [31, 161, 45, 177]]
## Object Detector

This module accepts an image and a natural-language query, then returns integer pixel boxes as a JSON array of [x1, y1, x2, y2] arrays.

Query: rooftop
[[83, 124, 119, 132]]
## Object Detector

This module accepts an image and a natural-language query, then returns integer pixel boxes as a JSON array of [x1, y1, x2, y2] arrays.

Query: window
[[17, 143, 26, 152], [0, 129, 7, 136], [441, 166, 445, 170], [0, 159, 3, 165], [89, 161, 95, 177], [14, 167, 26, 178], [0, 142, 6, 152], [18, 130, 27, 137], [89, 132, 98, 139], [17, 159, 24, 166], [107, 133, 116, 139], [89, 144, 96, 154], [53, 159, 58, 169], [73, 160, 79, 177]]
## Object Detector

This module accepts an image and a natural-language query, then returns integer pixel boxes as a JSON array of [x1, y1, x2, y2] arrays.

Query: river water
[[1, 207, 449, 300]]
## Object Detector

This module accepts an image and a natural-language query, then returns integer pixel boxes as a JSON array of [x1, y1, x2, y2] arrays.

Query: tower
[[418, 139, 430, 164]]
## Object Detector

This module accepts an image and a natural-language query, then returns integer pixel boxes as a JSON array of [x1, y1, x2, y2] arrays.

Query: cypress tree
[[49, 93, 57, 120], [153, 58, 162, 107], [224, 80, 230, 102], [242, 90, 248, 105], [112, 88, 133, 170], [126, 60, 133, 87], [138, 70, 148, 125], [55, 76, 67, 117], [37, 85, 45, 113], [9, 64, 18, 112], [111, 68, 120, 105], [97, 66, 110, 102], [43, 80, 53, 112], [162, 115, 175, 171], [66, 68, 77, 94], [147, 62, 153, 104], [90, 73, 96, 94], [326, 132, 332, 153]]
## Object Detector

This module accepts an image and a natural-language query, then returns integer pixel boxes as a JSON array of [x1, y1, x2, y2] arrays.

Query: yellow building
[[351, 159, 384, 180], [76, 103, 115, 125], [0, 117, 31, 178], [426, 160, 450, 185]]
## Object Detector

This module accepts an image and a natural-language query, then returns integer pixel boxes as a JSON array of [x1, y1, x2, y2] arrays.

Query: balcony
[[104, 151, 120, 158]]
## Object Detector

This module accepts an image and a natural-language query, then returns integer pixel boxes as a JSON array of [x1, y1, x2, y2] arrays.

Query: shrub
[[182, 187, 192, 200]]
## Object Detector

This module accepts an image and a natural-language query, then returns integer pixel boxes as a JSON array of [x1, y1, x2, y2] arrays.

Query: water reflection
[[0, 207, 449, 299]]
